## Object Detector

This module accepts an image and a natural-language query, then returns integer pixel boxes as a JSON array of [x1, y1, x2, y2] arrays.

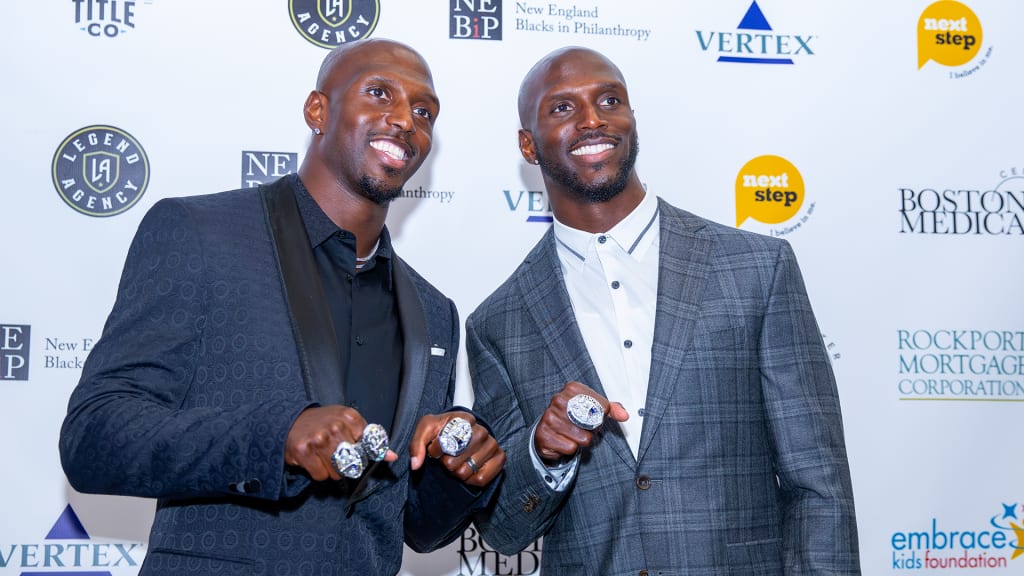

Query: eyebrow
[[543, 82, 624, 102]]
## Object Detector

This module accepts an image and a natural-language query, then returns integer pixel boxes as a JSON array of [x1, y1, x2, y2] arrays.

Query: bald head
[[316, 38, 433, 92], [517, 46, 628, 129]]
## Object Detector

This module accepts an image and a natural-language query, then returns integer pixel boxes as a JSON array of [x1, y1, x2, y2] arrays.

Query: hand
[[285, 405, 398, 482], [535, 381, 629, 465], [409, 412, 505, 487]]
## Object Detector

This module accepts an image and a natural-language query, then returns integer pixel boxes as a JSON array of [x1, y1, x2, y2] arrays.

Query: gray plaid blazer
[[467, 198, 860, 575]]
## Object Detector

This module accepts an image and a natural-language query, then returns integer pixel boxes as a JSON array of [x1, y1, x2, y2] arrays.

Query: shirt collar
[[552, 191, 659, 263], [290, 173, 394, 262]]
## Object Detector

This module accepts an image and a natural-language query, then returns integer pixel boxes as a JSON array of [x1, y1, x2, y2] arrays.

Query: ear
[[518, 129, 537, 165], [304, 90, 326, 132]]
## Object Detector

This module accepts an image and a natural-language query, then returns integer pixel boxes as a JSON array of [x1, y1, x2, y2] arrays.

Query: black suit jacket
[[60, 175, 488, 575]]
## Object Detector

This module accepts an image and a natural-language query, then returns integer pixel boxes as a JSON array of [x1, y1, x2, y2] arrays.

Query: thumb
[[608, 402, 630, 422]]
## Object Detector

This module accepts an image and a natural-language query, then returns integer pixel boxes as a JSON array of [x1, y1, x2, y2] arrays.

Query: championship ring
[[360, 423, 390, 462], [566, 394, 604, 431], [438, 417, 473, 457], [331, 441, 366, 479]]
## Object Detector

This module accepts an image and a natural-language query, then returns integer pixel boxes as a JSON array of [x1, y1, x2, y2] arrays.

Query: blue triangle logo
[[737, 1, 772, 31], [45, 505, 90, 539]]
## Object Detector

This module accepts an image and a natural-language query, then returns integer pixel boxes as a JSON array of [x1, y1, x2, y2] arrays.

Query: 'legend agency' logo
[[290, 0, 380, 48], [450, 0, 502, 40], [51, 125, 149, 217]]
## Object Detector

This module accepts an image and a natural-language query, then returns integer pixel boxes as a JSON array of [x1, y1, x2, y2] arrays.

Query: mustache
[[569, 130, 621, 150]]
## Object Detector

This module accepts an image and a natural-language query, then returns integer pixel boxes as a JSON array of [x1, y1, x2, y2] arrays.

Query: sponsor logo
[[898, 170, 1024, 235], [43, 336, 95, 371], [289, 0, 380, 49], [72, 0, 154, 38], [241, 151, 297, 188], [696, 1, 815, 64], [0, 504, 145, 573], [897, 329, 1024, 402], [0, 324, 30, 381], [458, 525, 540, 575], [512, 1, 650, 41], [917, 1, 990, 78], [504, 188, 552, 223], [735, 154, 815, 236], [890, 503, 1024, 570], [451, 0, 502, 40], [51, 125, 150, 218], [397, 185, 456, 204]]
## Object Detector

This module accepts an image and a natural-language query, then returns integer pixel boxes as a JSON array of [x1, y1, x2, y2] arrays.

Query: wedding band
[[465, 456, 480, 474], [438, 417, 473, 457], [566, 394, 604, 431], [331, 441, 366, 479], [360, 423, 390, 462]]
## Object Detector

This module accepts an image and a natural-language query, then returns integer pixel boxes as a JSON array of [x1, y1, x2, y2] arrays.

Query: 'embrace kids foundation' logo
[[696, 1, 816, 65], [890, 502, 1024, 570], [289, 0, 380, 49], [735, 154, 815, 236], [917, 1, 991, 79]]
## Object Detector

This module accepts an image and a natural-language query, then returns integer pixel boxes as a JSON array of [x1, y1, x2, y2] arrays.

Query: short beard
[[536, 135, 638, 204], [359, 172, 403, 205]]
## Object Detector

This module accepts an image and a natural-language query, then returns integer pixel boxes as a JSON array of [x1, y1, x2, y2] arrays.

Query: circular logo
[[52, 125, 150, 218], [289, 0, 380, 49], [917, 1, 983, 69]]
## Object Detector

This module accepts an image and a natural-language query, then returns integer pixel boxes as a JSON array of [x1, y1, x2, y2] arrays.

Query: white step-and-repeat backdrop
[[2, 1, 1021, 574]]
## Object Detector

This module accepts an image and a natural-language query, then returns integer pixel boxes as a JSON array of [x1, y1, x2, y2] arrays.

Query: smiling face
[[309, 39, 439, 204], [518, 47, 639, 205]]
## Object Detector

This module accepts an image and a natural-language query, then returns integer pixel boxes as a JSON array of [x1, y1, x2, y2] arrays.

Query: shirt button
[[611, 280, 620, 289], [624, 339, 633, 349], [638, 408, 646, 417], [597, 235, 607, 244], [636, 475, 652, 490]]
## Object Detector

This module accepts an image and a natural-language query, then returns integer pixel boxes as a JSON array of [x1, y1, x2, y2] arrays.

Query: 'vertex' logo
[[917, 1, 983, 70], [450, 0, 502, 40], [696, 1, 815, 64], [735, 154, 805, 228], [890, 502, 1024, 570], [0, 504, 144, 573], [289, 0, 380, 49], [504, 189, 552, 223]]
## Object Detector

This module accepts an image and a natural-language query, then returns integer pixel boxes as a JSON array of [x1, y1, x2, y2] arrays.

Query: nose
[[577, 104, 607, 130], [386, 102, 415, 133]]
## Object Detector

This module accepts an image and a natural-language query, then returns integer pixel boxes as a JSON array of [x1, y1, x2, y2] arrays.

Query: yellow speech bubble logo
[[918, 1, 982, 69], [735, 155, 804, 228]]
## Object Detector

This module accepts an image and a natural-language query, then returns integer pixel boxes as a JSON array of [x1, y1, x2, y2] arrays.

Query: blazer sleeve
[[760, 241, 860, 573], [464, 308, 569, 556], [403, 297, 500, 553], [59, 198, 311, 501]]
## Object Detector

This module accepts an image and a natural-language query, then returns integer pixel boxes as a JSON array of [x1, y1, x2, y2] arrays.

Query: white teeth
[[371, 141, 407, 160], [571, 143, 614, 156]]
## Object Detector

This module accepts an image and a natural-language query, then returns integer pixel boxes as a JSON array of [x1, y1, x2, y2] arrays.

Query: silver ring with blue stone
[[566, 394, 604, 431], [438, 417, 473, 456], [360, 423, 390, 462], [331, 441, 366, 479]]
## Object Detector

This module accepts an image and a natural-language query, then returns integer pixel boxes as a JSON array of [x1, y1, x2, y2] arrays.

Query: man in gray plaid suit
[[466, 46, 860, 575]]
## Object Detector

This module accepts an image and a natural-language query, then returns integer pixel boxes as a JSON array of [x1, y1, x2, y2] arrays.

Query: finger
[[608, 401, 630, 422], [408, 414, 445, 470]]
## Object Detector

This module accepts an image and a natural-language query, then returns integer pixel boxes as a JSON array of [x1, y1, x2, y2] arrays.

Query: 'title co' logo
[[289, 0, 380, 49], [51, 125, 150, 218], [917, 1, 983, 70], [450, 0, 502, 40]]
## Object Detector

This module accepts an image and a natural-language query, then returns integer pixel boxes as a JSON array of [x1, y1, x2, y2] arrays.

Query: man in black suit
[[60, 38, 504, 575]]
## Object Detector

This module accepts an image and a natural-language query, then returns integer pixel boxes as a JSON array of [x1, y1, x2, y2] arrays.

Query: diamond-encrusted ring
[[438, 417, 473, 457], [566, 394, 604, 431], [360, 423, 390, 462], [331, 441, 366, 479]]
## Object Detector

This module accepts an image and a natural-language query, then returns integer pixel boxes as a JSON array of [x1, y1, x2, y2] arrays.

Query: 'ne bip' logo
[[450, 0, 502, 40]]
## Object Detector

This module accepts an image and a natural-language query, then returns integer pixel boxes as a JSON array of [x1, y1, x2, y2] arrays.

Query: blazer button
[[636, 475, 652, 490]]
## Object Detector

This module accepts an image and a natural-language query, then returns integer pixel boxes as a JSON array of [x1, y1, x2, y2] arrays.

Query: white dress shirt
[[531, 192, 661, 488]]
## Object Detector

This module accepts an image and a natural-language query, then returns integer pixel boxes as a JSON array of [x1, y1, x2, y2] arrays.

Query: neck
[[549, 176, 646, 233]]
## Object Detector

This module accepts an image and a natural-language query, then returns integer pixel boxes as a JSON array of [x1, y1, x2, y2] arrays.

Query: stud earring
[[313, 127, 322, 135]]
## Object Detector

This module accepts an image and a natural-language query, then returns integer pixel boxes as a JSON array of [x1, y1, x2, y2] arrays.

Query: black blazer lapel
[[260, 179, 345, 406]]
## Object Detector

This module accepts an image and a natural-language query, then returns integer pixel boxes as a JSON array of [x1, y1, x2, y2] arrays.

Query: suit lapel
[[637, 200, 713, 463], [519, 231, 636, 470], [260, 179, 345, 406]]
